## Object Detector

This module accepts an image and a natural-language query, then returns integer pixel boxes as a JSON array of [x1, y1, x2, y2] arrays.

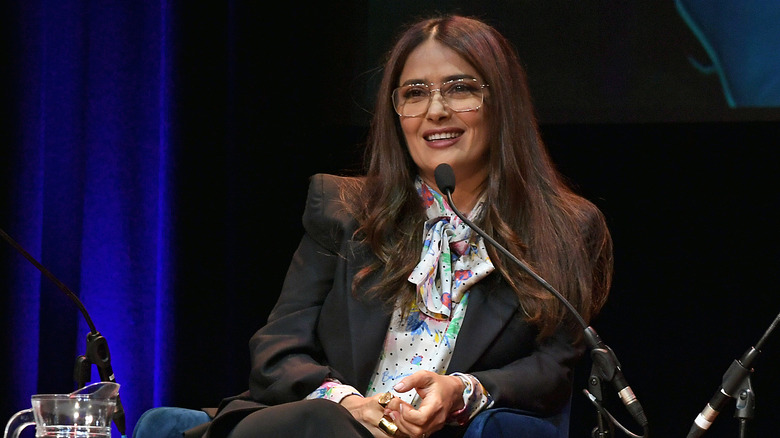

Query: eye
[[402, 85, 429, 101], [444, 80, 480, 97]]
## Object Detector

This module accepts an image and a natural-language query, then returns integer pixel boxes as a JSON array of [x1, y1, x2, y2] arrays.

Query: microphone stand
[[586, 366, 613, 437], [1, 226, 127, 436], [433, 164, 648, 437], [687, 309, 780, 438], [735, 379, 755, 438]]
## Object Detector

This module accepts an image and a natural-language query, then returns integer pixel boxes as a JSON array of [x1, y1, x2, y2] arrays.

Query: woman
[[195, 14, 612, 438]]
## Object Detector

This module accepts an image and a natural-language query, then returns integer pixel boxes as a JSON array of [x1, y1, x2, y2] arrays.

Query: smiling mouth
[[424, 131, 462, 141]]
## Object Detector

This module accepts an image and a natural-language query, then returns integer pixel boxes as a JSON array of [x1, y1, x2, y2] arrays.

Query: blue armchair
[[133, 407, 210, 438], [132, 399, 569, 438]]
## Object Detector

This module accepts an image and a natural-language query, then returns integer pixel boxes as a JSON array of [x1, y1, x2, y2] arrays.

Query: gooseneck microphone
[[433, 163, 649, 436], [686, 310, 780, 437], [0, 226, 126, 436]]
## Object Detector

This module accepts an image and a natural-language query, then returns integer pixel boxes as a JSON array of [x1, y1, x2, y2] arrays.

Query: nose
[[426, 89, 450, 120]]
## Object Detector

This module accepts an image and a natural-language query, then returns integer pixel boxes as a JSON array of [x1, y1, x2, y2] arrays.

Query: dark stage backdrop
[[2, 2, 779, 437]]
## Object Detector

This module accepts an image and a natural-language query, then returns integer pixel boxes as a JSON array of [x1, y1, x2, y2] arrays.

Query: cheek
[[400, 118, 420, 141], [460, 114, 490, 153], [474, 125, 490, 155], [400, 118, 424, 156]]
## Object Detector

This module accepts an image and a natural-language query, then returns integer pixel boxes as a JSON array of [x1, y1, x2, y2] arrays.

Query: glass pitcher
[[3, 382, 119, 438]]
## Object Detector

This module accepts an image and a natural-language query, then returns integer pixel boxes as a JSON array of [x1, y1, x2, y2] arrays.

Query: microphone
[[433, 163, 649, 433], [0, 226, 127, 436], [686, 357, 750, 438], [686, 310, 780, 437]]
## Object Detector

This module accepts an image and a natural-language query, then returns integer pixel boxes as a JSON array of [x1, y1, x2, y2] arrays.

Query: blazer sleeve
[[246, 173, 357, 405], [472, 323, 583, 415]]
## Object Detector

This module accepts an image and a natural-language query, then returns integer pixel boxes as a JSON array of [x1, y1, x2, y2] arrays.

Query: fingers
[[399, 398, 444, 426], [384, 372, 461, 438], [393, 370, 435, 394], [341, 393, 405, 437], [389, 396, 442, 436], [387, 404, 438, 438], [375, 392, 423, 437]]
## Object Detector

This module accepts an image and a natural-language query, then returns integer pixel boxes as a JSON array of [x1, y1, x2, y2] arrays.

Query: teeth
[[426, 131, 460, 141]]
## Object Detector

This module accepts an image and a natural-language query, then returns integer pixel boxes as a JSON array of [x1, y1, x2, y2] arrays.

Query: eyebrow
[[400, 74, 478, 87]]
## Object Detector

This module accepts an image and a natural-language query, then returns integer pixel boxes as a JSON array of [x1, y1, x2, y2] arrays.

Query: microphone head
[[434, 163, 456, 195]]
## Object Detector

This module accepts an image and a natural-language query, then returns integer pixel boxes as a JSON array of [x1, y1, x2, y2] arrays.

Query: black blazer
[[198, 173, 583, 437]]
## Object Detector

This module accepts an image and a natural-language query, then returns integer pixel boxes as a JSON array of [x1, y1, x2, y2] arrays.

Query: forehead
[[399, 39, 481, 84]]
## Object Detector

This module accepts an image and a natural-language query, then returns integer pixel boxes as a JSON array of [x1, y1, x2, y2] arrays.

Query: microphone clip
[[586, 363, 615, 438], [74, 331, 115, 387], [719, 354, 756, 421]]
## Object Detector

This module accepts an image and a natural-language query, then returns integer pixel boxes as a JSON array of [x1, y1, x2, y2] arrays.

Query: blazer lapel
[[343, 240, 392, 392], [448, 280, 521, 372]]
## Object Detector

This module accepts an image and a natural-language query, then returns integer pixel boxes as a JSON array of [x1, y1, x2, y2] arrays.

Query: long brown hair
[[344, 15, 612, 339]]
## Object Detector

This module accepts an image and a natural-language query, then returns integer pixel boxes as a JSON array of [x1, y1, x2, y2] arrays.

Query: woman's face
[[397, 39, 490, 192]]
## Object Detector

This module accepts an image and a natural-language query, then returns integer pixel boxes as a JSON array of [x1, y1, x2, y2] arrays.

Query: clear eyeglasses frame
[[391, 78, 489, 118]]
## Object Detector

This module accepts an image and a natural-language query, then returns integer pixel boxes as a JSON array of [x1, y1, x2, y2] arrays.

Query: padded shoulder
[[302, 173, 361, 252]]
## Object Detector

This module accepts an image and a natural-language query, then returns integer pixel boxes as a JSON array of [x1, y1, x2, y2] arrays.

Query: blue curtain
[[2, 1, 174, 436]]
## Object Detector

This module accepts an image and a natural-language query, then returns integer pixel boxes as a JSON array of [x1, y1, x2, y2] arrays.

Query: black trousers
[[225, 399, 374, 438]]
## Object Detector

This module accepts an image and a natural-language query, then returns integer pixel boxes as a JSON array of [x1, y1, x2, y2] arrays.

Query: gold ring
[[377, 416, 398, 436], [378, 391, 394, 408]]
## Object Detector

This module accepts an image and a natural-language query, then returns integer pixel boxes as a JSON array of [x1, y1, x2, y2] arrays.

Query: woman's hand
[[383, 370, 466, 438], [340, 393, 405, 438]]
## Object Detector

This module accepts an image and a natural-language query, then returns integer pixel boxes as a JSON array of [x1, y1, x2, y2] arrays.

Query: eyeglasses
[[391, 78, 488, 118]]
